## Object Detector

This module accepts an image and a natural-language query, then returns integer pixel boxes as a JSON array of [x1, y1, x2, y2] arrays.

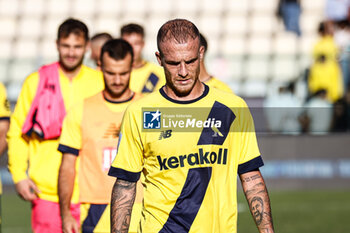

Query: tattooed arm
[[239, 169, 274, 233], [110, 179, 136, 233]]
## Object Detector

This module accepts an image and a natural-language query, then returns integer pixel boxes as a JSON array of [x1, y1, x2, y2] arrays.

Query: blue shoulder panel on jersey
[[238, 156, 264, 174], [58, 144, 79, 156], [82, 204, 107, 232], [159, 167, 212, 233], [108, 167, 141, 182], [197, 101, 236, 145], [142, 73, 159, 93]]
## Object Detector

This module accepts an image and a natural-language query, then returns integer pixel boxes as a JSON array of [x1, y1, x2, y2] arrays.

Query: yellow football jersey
[[129, 61, 166, 93], [205, 76, 233, 93], [59, 92, 143, 233], [0, 83, 10, 120], [0, 82, 10, 195], [7, 65, 104, 203], [109, 84, 263, 233]]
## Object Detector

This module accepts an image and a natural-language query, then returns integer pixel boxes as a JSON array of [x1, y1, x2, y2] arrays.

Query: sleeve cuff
[[0, 117, 10, 121], [58, 144, 79, 156], [238, 156, 264, 174], [11, 172, 28, 184], [108, 167, 141, 182]]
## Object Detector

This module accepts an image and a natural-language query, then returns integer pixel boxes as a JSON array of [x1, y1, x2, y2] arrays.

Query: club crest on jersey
[[143, 110, 161, 129]]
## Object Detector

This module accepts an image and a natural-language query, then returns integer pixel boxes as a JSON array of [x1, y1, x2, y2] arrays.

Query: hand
[[62, 213, 79, 233], [15, 178, 40, 201]]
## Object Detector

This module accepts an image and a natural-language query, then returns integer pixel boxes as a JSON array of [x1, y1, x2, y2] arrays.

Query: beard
[[59, 55, 84, 72], [165, 65, 200, 97], [104, 82, 130, 99]]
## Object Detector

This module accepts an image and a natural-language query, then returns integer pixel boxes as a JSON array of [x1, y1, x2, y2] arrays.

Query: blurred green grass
[[1, 190, 350, 233], [2, 192, 31, 233], [237, 189, 350, 233]]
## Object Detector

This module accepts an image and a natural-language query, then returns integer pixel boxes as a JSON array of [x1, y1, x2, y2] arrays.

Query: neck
[[59, 64, 82, 80], [133, 58, 145, 69], [199, 63, 211, 83], [103, 88, 133, 103], [164, 80, 204, 101]]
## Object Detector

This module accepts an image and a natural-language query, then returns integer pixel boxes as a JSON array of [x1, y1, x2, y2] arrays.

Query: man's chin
[[172, 85, 194, 97], [60, 61, 82, 72]]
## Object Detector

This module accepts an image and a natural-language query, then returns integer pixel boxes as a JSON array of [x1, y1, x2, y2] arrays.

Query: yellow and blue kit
[[109, 84, 263, 233], [129, 61, 165, 93], [205, 76, 232, 93], [0, 82, 11, 195]]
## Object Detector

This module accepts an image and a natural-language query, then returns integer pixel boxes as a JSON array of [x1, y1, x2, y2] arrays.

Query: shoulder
[[0, 83, 6, 95], [81, 65, 103, 77], [126, 91, 161, 112], [144, 61, 164, 72], [208, 86, 247, 108], [24, 71, 40, 85], [207, 77, 232, 93]]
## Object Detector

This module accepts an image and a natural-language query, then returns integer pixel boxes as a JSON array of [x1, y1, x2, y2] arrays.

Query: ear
[[85, 41, 91, 50], [155, 51, 162, 66], [199, 45, 204, 61]]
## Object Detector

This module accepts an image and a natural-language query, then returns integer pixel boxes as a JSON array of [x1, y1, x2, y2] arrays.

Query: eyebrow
[[164, 56, 199, 65]]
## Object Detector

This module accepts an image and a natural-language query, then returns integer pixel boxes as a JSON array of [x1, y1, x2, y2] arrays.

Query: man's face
[[156, 37, 203, 97], [57, 33, 87, 71], [251, 199, 263, 224], [122, 33, 144, 63], [101, 52, 132, 98]]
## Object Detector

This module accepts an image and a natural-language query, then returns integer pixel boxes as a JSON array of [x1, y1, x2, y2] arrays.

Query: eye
[[185, 57, 197, 65]]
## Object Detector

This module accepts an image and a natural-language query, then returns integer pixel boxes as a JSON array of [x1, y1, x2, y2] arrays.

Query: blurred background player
[[90, 32, 113, 70], [121, 23, 166, 93], [7, 18, 104, 232], [199, 33, 233, 93], [58, 39, 143, 233], [308, 21, 344, 103], [0, 82, 10, 231]]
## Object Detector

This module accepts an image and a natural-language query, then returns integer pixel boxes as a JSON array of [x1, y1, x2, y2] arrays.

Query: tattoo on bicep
[[111, 179, 136, 233]]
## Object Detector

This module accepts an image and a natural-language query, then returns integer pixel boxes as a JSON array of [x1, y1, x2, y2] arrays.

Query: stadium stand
[[0, 0, 325, 101]]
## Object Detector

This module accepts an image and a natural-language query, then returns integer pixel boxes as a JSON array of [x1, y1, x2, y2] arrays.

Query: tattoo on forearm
[[111, 179, 136, 233], [241, 172, 274, 233], [250, 196, 264, 225], [242, 173, 262, 183]]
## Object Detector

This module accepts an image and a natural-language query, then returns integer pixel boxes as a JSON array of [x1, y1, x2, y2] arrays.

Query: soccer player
[[121, 23, 166, 93], [109, 19, 275, 233], [0, 82, 10, 229], [58, 39, 143, 233], [7, 18, 104, 232], [90, 32, 113, 69], [199, 33, 233, 93]]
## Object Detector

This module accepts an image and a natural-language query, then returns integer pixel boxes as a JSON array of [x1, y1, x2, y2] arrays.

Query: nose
[[178, 62, 188, 78], [68, 47, 75, 57], [114, 75, 121, 84]]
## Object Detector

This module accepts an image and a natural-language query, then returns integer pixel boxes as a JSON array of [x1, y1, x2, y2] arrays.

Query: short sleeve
[[108, 106, 144, 182], [237, 101, 263, 174], [58, 102, 83, 155]]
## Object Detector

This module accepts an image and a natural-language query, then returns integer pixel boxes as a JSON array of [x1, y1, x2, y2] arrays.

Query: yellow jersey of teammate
[[129, 61, 165, 93], [109, 84, 263, 233], [7, 65, 104, 203], [0, 82, 10, 195], [205, 76, 233, 93], [59, 92, 143, 233]]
